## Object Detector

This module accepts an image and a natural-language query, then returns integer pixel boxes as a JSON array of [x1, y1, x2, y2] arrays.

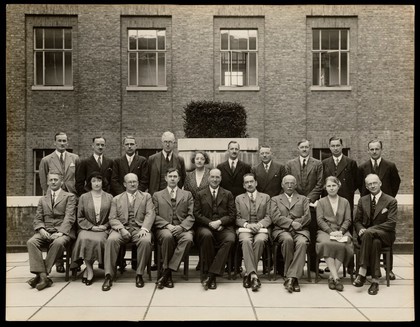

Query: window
[[220, 29, 258, 87], [128, 29, 166, 87], [34, 28, 73, 86], [312, 148, 349, 161], [312, 29, 349, 87]]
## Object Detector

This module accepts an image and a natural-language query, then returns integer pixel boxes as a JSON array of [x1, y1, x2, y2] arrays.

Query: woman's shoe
[[85, 278, 93, 286], [334, 279, 344, 292], [82, 268, 88, 283], [328, 277, 336, 290]]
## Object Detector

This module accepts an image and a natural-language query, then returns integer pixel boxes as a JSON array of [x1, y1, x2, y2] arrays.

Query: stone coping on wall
[[178, 138, 259, 151], [6, 194, 413, 207]]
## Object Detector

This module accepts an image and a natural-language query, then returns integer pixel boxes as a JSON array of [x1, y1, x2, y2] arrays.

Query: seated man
[[153, 168, 195, 289], [353, 173, 397, 295], [270, 175, 310, 293], [26, 171, 76, 290], [235, 173, 271, 292], [194, 168, 236, 290], [102, 173, 155, 291]]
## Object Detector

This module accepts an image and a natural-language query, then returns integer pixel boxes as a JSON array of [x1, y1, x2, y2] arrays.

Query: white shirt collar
[[55, 150, 66, 159], [285, 193, 293, 200], [371, 191, 382, 201], [167, 186, 178, 196], [299, 156, 308, 165], [163, 151, 172, 161], [371, 157, 382, 166], [333, 154, 343, 163], [229, 158, 238, 166], [51, 188, 61, 197], [248, 190, 257, 199], [209, 186, 219, 196], [93, 153, 102, 161], [263, 161, 271, 169], [126, 154, 135, 162]]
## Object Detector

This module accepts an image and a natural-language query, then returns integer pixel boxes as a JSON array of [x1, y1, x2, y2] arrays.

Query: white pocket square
[[381, 208, 388, 214], [70, 163, 75, 167]]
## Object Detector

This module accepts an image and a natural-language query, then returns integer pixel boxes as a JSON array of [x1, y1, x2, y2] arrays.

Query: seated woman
[[316, 176, 354, 291], [71, 171, 113, 285], [183, 150, 211, 199]]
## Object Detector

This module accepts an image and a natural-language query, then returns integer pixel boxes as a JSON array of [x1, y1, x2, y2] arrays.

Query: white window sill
[[218, 86, 260, 91], [31, 86, 74, 91], [310, 86, 352, 91], [126, 86, 168, 91]]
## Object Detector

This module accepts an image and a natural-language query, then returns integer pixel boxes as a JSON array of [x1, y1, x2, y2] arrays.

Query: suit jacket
[[217, 160, 251, 198], [235, 191, 272, 228], [108, 191, 155, 232], [286, 157, 323, 203], [354, 192, 397, 245], [152, 188, 195, 230], [75, 155, 113, 196], [316, 196, 352, 235], [148, 151, 186, 196], [194, 187, 236, 227], [270, 192, 310, 240], [39, 151, 80, 195], [359, 158, 401, 197], [77, 191, 113, 231], [33, 190, 77, 239], [322, 155, 359, 206], [251, 161, 287, 198], [111, 154, 149, 195], [184, 168, 211, 199]]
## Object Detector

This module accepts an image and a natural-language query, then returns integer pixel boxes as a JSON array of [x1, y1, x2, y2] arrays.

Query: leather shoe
[[36, 277, 53, 291], [27, 275, 40, 288], [292, 278, 300, 292], [352, 274, 367, 287], [98, 263, 104, 270], [136, 275, 145, 288], [328, 278, 336, 290], [243, 275, 251, 288], [284, 278, 294, 293], [165, 276, 174, 288], [202, 277, 210, 290], [334, 279, 344, 292], [150, 264, 158, 271], [251, 277, 261, 292], [156, 275, 167, 289], [209, 277, 217, 290], [85, 278, 93, 286], [56, 265, 65, 273], [368, 282, 379, 295], [102, 275, 113, 291], [388, 270, 396, 280]]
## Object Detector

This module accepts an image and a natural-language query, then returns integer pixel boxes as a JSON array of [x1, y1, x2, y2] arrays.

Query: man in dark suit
[[26, 171, 76, 290], [194, 168, 236, 290], [101, 173, 155, 291], [270, 175, 311, 293], [353, 174, 397, 295], [286, 139, 323, 273], [76, 136, 113, 196], [322, 136, 360, 273], [359, 138, 401, 279], [111, 135, 148, 196], [153, 168, 195, 289]]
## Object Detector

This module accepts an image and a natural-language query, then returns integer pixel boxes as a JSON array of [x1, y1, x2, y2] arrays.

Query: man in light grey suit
[[153, 168, 194, 289], [286, 139, 323, 273], [270, 175, 311, 293], [101, 173, 155, 291], [235, 173, 271, 292]]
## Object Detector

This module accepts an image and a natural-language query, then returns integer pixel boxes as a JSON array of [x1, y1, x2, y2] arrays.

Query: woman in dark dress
[[184, 150, 211, 199]]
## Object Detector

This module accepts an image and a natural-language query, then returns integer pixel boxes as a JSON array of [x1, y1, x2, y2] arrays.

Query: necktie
[[170, 189, 175, 200], [302, 159, 306, 169], [60, 152, 65, 171], [97, 156, 102, 168], [288, 196, 291, 203], [166, 155, 170, 164], [371, 195, 376, 218], [130, 193, 136, 205], [265, 164, 269, 173], [128, 156, 132, 166], [373, 159, 378, 174], [250, 193, 254, 202], [212, 190, 216, 200], [334, 158, 339, 175], [335, 158, 339, 166], [51, 192, 55, 207], [231, 161, 235, 173]]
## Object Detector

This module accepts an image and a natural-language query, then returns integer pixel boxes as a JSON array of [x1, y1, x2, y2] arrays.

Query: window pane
[[329, 30, 339, 50], [238, 31, 248, 50], [231, 52, 246, 86], [35, 173, 42, 196], [312, 52, 319, 85], [35, 29, 43, 49], [341, 52, 348, 85], [64, 29, 72, 49], [158, 53, 165, 86], [229, 32, 239, 50], [249, 52, 257, 86], [320, 53, 329, 86], [221, 30, 229, 50], [157, 30, 165, 50], [138, 52, 156, 86], [35, 52, 43, 85], [312, 29, 320, 50], [341, 30, 348, 50], [321, 30, 339, 50], [128, 30, 137, 50], [328, 52, 339, 86], [138, 30, 156, 50], [128, 53, 137, 85], [249, 30, 257, 50], [221, 52, 230, 86], [64, 52, 72, 85], [44, 29, 63, 49], [45, 52, 63, 85]]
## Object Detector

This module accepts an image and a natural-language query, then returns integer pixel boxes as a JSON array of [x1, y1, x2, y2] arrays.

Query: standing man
[[359, 138, 401, 279], [251, 144, 287, 198], [26, 172, 76, 290], [111, 135, 148, 196], [235, 173, 271, 292], [152, 168, 195, 289], [286, 139, 323, 273], [76, 136, 113, 197], [353, 174, 397, 295], [194, 168, 236, 290], [38, 132, 79, 273], [101, 173, 155, 291], [270, 175, 311, 293]]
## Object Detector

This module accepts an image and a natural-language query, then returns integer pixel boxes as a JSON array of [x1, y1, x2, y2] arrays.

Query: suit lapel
[[289, 193, 299, 209], [51, 154, 63, 175], [377, 160, 386, 181], [175, 189, 183, 206], [255, 192, 263, 212], [266, 162, 276, 181], [241, 194, 250, 212], [216, 188, 224, 206], [154, 152, 163, 175], [373, 194, 387, 220], [54, 190, 65, 207], [205, 188, 213, 207], [134, 192, 142, 216], [46, 191, 53, 209], [163, 189, 173, 206], [336, 156, 346, 177], [305, 157, 315, 175]]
